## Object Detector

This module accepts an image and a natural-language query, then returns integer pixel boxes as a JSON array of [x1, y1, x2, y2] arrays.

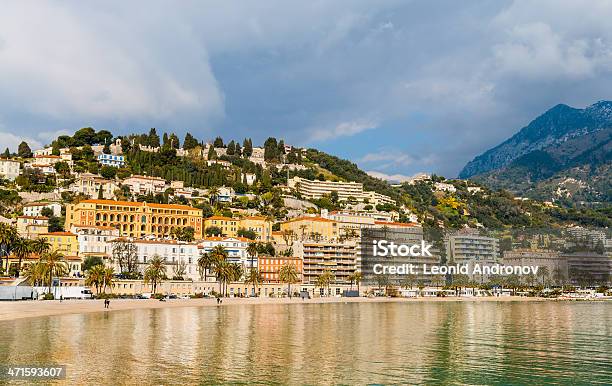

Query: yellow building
[[204, 216, 273, 240], [65, 199, 204, 239], [238, 216, 273, 241], [204, 216, 238, 236], [16, 216, 49, 239], [280, 216, 338, 242], [41, 231, 80, 256]]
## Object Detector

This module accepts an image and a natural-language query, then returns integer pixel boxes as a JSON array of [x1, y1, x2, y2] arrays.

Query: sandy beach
[[0, 296, 562, 322]]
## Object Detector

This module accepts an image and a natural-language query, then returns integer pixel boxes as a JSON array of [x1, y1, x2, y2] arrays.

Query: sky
[[1, 1, 612, 179]]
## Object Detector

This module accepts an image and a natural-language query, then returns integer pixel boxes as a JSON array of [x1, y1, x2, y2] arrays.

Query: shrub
[[43, 293, 54, 300]]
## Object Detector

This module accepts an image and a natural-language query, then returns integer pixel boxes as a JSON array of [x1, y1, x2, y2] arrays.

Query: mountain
[[459, 101, 612, 204]]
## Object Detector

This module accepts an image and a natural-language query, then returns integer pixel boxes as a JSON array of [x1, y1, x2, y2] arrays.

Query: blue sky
[[1, 1, 612, 179]]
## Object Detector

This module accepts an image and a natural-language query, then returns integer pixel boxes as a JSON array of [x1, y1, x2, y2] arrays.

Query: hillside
[[459, 101, 612, 205]]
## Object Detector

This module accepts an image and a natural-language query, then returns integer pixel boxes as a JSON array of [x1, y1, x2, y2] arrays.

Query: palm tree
[[85, 264, 105, 294], [0, 224, 17, 275], [353, 272, 362, 295], [315, 270, 334, 297], [42, 250, 68, 293], [197, 252, 215, 282], [144, 255, 167, 294], [31, 237, 51, 256], [208, 187, 220, 205], [279, 263, 300, 298], [246, 242, 259, 271], [12, 237, 34, 277], [538, 266, 550, 287], [23, 261, 47, 287], [103, 267, 115, 293], [213, 260, 233, 296], [244, 268, 262, 297]]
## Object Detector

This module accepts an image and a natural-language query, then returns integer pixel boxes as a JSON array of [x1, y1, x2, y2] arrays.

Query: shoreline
[[1, 296, 606, 322]]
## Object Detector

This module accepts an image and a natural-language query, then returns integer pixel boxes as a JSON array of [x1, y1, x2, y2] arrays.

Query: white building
[[71, 173, 119, 199], [199, 236, 256, 269], [111, 239, 202, 281], [446, 229, 500, 282], [71, 224, 120, 259], [288, 176, 395, 205], [0, 159, 20, 180], [97, 154, 125, 167], [434, 182, 457, 193], [123, 175, 167, 195], [23, 202, 62, 217]]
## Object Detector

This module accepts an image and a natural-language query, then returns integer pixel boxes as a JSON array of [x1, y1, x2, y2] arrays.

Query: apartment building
[[22, 202, 62, 217], [16, 216, 49, 239], [503, 249, 567, 284], [65, 199, 204, 239], [199, 236, 255, 269], [41, 231, 79, 256], [287, 176, 395, 205], [128, 239, 201, 281], [71, 224, 120, 259], [203, 215, 272, 241], [97, 154, 125, 167], [446, 229, 499, 282], [123, 175, 167, 195], [258, 256, 303, 283], [71, 173, 119, 199], [292, 240, 357, 284], [280, 216, 339, 242], [0, 159, 20, 180]]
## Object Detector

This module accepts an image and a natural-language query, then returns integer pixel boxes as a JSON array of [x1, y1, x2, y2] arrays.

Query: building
[[446, 229, 500, 282], [71, 224, 120, 260], [41, 231, 79, 256], [239, 216, 273, 241], [33, 155, 61, 165], [204, 216, 238, 237], [258, 256, 303, 283], [503, 249, 567, 284], [293, 240, 356, 284], [16, 216, 49, 239], [71, 173, 119, 199], [280, 216, 339, 242], [287, 176, 395, 205], [434, 182, 457, 193], [65, 199, 204, 239], [359, 225, 439, 286], [123, 175, 167, 195], [97, 154, 125, 167], [199, 236, 255, 269], [22, 202, 62, 217], [563, 252, 612, 285], [130, 239, 201, 281], [0, 159, 20, 180]]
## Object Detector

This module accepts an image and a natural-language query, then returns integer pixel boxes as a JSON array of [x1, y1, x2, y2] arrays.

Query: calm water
[[0, 301, 611, 385]]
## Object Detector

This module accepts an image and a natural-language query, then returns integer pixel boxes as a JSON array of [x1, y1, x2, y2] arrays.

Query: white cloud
[[308, 120, 377, 142], [0, 132, 42, 152], [366, 171, 416, 183], [360, 150, 415, 166]]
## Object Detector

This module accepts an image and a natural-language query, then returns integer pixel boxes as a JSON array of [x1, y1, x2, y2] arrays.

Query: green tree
[[183, 133, 199, 150], [244, 268, 262, 297], [42, 250, 68, 292], [18, 141, 32, 158], [315, 270, 334, 297], [197, 252, 215, 282], [83, 255, 104, 272], [12, 237, 33, 277], [0, 224, 17, 275], [213, 136, 224, 148], [279, 263, 300, 297], [23, 260, 47, 287], [100, 165, 117, 179], [144, 255, 167, 294], [85, 264, 105, 294]]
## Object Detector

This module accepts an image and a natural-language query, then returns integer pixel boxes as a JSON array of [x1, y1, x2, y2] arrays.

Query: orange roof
[[78, 199, 198, 211], [241, 215, 268, 221], [64, 255, 82, 261], [206, 216, 235, 221], [42, 232, 76, 236], [17, 215, 48, 220], [283, 216, 335, 223], [200, 236, 251, 242], [374, 221, 419, 227]]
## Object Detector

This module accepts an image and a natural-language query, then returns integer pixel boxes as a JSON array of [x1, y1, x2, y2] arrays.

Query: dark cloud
[[1, 1, 611, 177]]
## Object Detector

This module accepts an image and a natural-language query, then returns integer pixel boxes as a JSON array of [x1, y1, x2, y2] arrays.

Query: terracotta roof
[[34, 155, 60, 159], [283, 216, 336, 223], [241, 216, 268, 221], [17, 215, 49, 220], [374, 221, 419, 227], [78, 199, 198, 211], [42, 232, 76, 236], [206, 216, 235, 221]]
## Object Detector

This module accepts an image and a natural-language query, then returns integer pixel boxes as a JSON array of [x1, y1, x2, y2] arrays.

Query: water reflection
[[0, 302, 610, 384]]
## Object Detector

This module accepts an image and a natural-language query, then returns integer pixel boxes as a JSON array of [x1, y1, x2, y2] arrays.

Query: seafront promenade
[[0, 296, 564, 322]]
